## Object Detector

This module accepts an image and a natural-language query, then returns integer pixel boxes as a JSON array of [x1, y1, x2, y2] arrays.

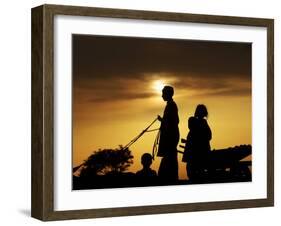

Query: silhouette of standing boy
[[182, 116, 198, 163], [157, 86, 180, 182]]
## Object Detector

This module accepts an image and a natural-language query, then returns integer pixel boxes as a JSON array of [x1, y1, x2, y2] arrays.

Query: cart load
[[180, 139, 252, 183]]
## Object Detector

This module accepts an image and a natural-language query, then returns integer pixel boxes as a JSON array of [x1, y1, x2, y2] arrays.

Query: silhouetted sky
[[73, 35, 251, 103], [72, 34, 252, 180]]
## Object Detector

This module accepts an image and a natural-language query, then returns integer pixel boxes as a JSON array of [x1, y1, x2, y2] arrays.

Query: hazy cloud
[[73, 35, 251, 103]]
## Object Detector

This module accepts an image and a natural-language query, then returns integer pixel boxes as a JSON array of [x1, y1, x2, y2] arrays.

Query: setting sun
[[153, 80, 165, 93], [73, 35, 252, 184]]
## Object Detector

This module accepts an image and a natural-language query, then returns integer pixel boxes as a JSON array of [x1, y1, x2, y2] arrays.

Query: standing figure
[[157, 86, 180, 183], [183, 104, 212, 182]]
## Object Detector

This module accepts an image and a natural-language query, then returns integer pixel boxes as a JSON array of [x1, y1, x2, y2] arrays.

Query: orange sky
[[72, 35, 252, 180]]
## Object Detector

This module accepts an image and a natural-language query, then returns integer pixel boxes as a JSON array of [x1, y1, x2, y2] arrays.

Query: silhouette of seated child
[[136, 153, 157, 178]]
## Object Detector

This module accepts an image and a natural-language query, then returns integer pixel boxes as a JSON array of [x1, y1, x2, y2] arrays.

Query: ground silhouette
[[73, 144, 252, 190]]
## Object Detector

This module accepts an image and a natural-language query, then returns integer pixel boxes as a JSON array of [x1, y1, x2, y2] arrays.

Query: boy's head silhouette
[[141, 153, 153, 168], [162, 86, 174, 101], [188, 116, 198, 130], [195, 104, 208, 119]]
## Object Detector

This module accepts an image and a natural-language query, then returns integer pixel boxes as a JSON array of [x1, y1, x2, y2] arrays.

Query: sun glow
[[153, 80, 165, 93]]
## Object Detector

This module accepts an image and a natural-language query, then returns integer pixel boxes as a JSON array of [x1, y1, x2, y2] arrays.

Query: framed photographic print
[[31, 4, 274, 221]]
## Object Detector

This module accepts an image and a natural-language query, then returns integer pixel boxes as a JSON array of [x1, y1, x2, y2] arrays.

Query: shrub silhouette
[[79, 146, 134, 177]]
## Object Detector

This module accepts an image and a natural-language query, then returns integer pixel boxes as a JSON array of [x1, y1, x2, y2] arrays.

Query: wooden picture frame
[[31, 4, 274, 221]]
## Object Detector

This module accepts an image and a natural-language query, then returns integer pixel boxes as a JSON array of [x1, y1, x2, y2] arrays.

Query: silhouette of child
[[182, 116, 198, 162], [136, 153, 157, 178]]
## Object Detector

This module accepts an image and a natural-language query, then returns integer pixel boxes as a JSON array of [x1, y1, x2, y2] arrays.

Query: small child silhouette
[[182, 116, 198, 162], [136, 153, 157, 178]]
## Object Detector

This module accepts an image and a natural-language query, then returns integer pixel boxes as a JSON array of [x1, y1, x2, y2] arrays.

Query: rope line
[[146, 128, 160, 132], [73, 118, 161, 173], [122, 117, 159, 150], [152, 130, 160, 160]]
